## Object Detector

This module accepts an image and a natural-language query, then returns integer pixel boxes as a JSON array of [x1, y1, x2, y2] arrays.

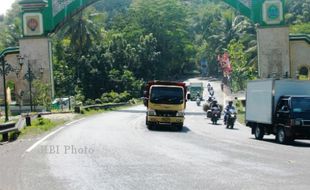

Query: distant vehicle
[[143, 81, 188, 131], [206, 100, 222, 124], [246, 79, 310, 144], [196, 97, 201, 106], [225, 108, 237, 129], [189, 82, 203, 101], [211, 106, 221, 125]]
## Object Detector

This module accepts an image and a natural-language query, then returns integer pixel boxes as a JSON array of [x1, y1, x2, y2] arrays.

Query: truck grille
[[155, 110, 177, 117], [303, 120, 310, 126]]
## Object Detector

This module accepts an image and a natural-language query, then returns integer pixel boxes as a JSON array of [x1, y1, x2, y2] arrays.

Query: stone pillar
[[257, 27, 290, 78], [19, 37, 54, 103]]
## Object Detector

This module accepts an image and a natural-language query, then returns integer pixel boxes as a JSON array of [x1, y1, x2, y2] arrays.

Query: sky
[[0, 0, 16, 15]]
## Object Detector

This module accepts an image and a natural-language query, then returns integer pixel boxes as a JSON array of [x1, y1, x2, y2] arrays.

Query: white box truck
[[246, 79, 310, 144]]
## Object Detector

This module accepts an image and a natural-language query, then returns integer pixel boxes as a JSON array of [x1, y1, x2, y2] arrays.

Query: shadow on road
[[111, 109, 146, 114], [251, 138, 310, 148], [224, 127, 239, 130], [290, 140, 310, 147], [149, 126, 191, 133], [185, 112, 206, 116], [112, 109, 206, 116]]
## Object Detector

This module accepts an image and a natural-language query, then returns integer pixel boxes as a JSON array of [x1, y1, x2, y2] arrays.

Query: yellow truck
[[143, 81, 188, 131]]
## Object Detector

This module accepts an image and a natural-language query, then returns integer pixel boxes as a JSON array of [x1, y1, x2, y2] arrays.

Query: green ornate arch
[[19, 0, 285, 37]]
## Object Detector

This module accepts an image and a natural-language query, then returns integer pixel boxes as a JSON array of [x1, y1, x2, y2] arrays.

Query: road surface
[[1, 79, 310, 190]]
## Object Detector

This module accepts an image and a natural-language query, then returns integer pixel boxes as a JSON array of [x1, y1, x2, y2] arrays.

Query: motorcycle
[[211, 106, 221, 125], [207, 96, 216, 104], [209, 89, 214, 97], [207, 84, 212, 92], [225, 108, 237, 129], [196, 97, 201, 106]]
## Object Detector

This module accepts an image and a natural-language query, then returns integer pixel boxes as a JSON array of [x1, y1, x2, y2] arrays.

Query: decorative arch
[[19, 0, 285, 37]]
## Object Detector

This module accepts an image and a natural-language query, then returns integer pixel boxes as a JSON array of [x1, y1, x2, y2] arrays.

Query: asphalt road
[[1, 79, 310, 190]]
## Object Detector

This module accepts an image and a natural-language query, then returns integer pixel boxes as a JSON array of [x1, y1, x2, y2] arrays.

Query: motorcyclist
[[224, 100, 235, 124], [196, 92, 201, 106], [196, 92, 201, 100], [208, 95, 214, 102], [207, 83, 211, 91], [209, 87, 214, 96], [209, 100, 220, 124], [210, 100, 219, 109]]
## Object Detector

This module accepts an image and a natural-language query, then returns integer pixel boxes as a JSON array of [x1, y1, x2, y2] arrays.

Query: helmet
[[228, 100, 233, 105]]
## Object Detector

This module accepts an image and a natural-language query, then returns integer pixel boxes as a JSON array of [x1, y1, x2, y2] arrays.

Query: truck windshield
[[150, 87, 184, 104], [291, 97, 310, 113], [191, 87, 201, 90]]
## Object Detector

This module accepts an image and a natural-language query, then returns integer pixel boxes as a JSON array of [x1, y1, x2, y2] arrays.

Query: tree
[[127, 0, 194, 79], [228, 40, 256, 91], [58, 7, 104, 54], [33, 80, 52, 111], [285, 0, 310, 24]]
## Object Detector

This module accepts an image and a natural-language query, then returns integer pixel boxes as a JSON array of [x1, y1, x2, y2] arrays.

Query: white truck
[[246, 79, 310, 144]]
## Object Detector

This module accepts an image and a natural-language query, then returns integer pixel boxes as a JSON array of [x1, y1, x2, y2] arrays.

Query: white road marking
[[23, 117, 86, 155], [25, 127, 64, 153], [65, 118, 85, 126]]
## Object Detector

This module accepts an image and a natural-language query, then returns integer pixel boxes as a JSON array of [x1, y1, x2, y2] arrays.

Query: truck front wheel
[[276, 127, 288, 144], [254, 124, 264, 140], [176, 123, 183, 131]]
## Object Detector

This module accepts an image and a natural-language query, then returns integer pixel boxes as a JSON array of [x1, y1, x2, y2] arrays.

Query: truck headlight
[[294, 119, 302, 126], [147, 109, 156, 116], [176, 111, 185, 117]]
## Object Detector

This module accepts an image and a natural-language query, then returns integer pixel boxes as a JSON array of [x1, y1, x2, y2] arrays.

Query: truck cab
[[144, 81, 187, 131], [275, 96, 310, 140], [189, 82, 203, 101]]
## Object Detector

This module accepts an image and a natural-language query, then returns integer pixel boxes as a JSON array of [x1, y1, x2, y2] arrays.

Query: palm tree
[[57, 7, 105, 55]]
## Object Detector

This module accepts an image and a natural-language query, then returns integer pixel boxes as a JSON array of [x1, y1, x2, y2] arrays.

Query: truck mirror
[[187, 94, 191, 100], [143, 98, 148, 107], [143, 91, 148, 97]]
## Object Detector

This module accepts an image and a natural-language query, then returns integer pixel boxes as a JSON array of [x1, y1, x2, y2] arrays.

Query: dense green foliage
[[0, 0, 309, 101]]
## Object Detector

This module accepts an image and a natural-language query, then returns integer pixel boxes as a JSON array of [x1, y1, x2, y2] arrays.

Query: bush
[[101, 91, 132, 103], [85, 99, 95, 105], [101, 97, 109, 103], [235, 100, 244, 113], [80, 109, 85, 114], [119, 91, 131, 102], [113, 98, 120, 103], [95, 99, 102, 104], [129, 99, 137, 104]]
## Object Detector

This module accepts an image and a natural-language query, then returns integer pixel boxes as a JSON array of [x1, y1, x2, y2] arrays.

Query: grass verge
[[235, 100, 245, 125], [237, 111, 245, 125], [20, 117, 65, 137]]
